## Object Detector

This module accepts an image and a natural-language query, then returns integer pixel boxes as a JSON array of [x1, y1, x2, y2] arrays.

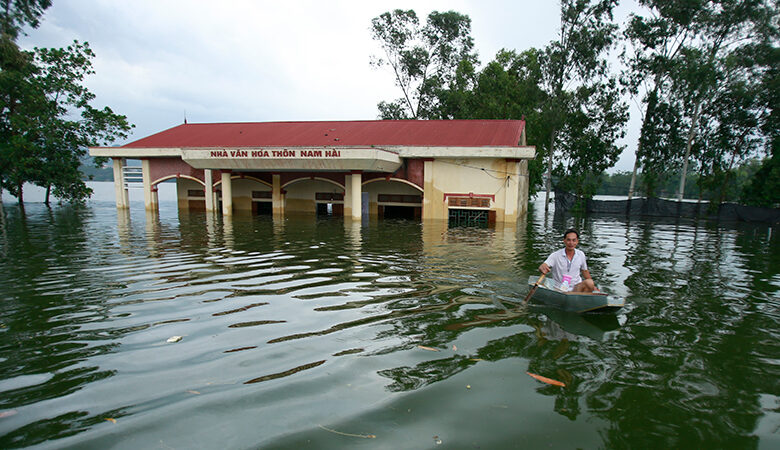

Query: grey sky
[[19, 0, 641, 172]]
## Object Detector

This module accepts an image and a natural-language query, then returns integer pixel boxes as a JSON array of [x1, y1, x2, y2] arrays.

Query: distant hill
[[80, 157, 114, 181]]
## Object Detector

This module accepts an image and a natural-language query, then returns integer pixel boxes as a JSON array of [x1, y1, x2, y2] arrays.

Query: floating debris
[[228, 320, 286, 328], [318, 424, 375, 439], [417, 345, 439, 352], [186, 390, 201, 395], [452, 345, 457, 351], [245, 360, 326, 384], [0, 410, 17, 418], [105, 418, 117, 424], [166, 336, 183, 343], [434, 435, 442, 445], [223, 346, 257, 353], [332, 348, 364, 357], [526, 372, 566, 387], [466, 385, 471, 389]]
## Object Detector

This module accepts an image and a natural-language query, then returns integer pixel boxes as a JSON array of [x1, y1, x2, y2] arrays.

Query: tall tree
[[623, 0, 777, 201], [1, 3, 133, 205], [694, 48, 768, 204], [0, 0, 52, 203], [370, 9, 477, 119], [539, 0, 628, 208], [438, 48, 550, 194], [0, 0, 51, 39], [621, 0, 701, 199], [673, 0, 777, 201]]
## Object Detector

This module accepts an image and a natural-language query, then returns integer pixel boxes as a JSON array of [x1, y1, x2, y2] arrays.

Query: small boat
[[526, 276, 624, 313]]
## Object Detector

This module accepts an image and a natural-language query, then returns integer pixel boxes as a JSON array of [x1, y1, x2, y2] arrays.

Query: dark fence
[[554, 191, 780, 224]]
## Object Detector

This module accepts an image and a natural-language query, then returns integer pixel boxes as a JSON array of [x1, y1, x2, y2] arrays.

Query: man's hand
[[539, 263, 550, 274]]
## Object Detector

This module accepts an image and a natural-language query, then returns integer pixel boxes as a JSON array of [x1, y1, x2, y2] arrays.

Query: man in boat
[[538, 228, 597, 293]]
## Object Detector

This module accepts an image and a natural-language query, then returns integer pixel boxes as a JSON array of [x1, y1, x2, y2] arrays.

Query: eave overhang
[[89, 145, 536, 172]]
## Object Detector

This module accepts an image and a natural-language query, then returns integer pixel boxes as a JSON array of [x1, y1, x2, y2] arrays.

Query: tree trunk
[[45, 184, 51, 206], [627, 158, 639, 201], [17, 181, 24, 209], [677, 100, 702, 202], [630, 85, 661, 200], [544, 128, 556, 212]]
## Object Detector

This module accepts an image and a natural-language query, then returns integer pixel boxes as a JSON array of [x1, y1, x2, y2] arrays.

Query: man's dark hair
[[563, 228, 579, 239]]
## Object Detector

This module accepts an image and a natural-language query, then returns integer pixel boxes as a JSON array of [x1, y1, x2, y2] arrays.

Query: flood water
[[0, 185, 778, 449]]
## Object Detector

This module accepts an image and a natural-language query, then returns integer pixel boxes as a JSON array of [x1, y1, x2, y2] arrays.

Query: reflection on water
[[0, 197, 777, 449]]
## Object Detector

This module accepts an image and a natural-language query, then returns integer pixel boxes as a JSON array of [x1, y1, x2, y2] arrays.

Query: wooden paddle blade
[[522, 273, 546, 304]]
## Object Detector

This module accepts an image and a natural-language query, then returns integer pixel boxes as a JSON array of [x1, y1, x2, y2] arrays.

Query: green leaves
[[369, 3, 629, 199], [624, 0, 777, 201], [0, 0, 52, 39], [0, 37, 133, 204], [539, 0, 627, 200], [370, 9, 476, 119]]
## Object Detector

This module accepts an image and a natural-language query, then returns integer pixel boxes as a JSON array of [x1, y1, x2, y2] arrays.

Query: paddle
[[522, 273, 546, 304]]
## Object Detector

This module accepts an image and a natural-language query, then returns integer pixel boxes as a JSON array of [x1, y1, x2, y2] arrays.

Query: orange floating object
[[526, 372, 566, 387], [417, 345, 440, 352]]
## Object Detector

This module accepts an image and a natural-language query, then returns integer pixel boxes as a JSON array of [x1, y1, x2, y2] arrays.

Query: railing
[[122, 166, 143, 189]]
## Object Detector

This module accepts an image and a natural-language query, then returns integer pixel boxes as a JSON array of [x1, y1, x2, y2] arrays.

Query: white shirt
[[543, 248, 588, 288]]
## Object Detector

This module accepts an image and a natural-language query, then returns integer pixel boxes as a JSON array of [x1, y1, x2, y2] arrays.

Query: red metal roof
[[122, 120, 525, 148]]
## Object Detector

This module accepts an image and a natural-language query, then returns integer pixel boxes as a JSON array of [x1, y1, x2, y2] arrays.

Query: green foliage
[[597, 156, 767, 202], [0, 0, 52, 39], [597, 171, 634, 195], [741, 155, 779, 207], [368, 2, 777, 208], [439, 48, 549, 195], [370, 9, 477, 119], [624, 0, 778, 202], [539, 0, 628, 200], [0, 37, 133, 204]]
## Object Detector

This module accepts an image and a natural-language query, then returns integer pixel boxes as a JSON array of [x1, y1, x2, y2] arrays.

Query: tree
[[741, 155, 779, 206], [0, 0, 52, 40], [676, 0, 778, 201], [0, 0, 52, 203], [370, 9, 477, 119], [539, 0, 628, 207], [551, 78, 628, 200], [621, 0, 701, 199], [1, 39, 133, 205], [439, 48, 550, 195], [739, 43, 779, 207], [695, 55, 765, 204], [622, 0, 777, 202]]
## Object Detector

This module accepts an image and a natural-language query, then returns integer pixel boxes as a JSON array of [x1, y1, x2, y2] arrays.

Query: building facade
[[90, 120, 536, 224]]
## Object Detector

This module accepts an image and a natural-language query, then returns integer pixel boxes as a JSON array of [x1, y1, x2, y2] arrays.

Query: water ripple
[[0, 201, 777, 449]]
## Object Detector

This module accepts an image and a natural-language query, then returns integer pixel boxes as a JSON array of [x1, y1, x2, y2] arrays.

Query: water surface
[[0, 192, 778, 449]]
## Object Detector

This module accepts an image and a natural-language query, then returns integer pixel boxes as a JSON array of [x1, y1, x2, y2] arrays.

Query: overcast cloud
[[18, 0, 641, 172]]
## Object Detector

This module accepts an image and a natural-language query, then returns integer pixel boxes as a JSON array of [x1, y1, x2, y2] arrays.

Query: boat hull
[[527, 276, 624, 313]]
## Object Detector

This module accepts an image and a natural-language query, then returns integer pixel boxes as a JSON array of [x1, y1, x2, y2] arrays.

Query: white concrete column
[[221, 171, 233, 216], [517, 159, 530, 216], [141, 158, 158, 212], [112, 158, 129, 209], [350, 171, 362, 220], [343, 174, 352, 218], [272, 174, 284, 216], [503, 160, 521, 223], [204, 169, 215, 212], [422, 159, 435, 220]]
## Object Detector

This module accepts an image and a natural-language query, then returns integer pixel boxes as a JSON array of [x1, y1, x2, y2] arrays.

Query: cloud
[[18, 0, 639, 172]]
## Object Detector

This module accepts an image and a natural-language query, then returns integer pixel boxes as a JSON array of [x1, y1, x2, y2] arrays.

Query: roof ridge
[[179, 119, 523, 125]]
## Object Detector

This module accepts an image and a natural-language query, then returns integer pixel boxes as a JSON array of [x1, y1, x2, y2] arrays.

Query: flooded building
[[90, 120, 536, 224]]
